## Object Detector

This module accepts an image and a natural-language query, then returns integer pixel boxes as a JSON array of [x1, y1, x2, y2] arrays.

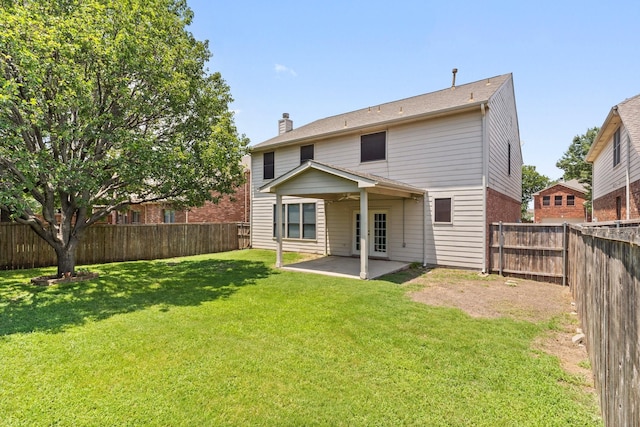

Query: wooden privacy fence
[[569, 224, 640, 427], [0, 222, 250, 270], [489, 222, 569, 284]]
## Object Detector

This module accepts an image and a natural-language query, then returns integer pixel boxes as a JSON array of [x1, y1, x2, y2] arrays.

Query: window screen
[[300, 145, 314, 163], [263, 152, 274, 179], [361, 132, 386, 162], [434, 198, 452, 223]]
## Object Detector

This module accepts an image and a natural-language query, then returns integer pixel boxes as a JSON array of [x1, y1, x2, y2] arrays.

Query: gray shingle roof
[[617, 93, 640, 153], [588, 92, 640, 162], [253, 73, 512, 151], [533, 178, 587, 196]]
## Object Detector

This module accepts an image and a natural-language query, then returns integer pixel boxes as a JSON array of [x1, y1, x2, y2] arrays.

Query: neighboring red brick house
[[108, 158, 250, 224], [533, 179, 590, 223]]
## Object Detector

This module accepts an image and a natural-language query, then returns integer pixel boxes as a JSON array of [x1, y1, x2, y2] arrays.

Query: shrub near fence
[[0, 223, 249, 270]]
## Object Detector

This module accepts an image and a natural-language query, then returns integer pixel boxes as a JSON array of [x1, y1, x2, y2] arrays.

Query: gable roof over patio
[[259, 160, 424, 200]]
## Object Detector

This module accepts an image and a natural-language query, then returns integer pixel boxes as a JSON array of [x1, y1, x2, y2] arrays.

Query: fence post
[[562, 222, 567, 286], [498, 221, 503, 276]]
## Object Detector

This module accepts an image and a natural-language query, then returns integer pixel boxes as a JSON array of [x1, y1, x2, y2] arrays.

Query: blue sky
[[187, 0, 640, 179]]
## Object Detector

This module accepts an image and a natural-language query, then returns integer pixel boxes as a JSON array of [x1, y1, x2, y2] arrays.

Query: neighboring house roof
[[252, 73, 513, 151], [260, 160, 424, 198], [533, 179, 587, 196], [587, 93, 640, 162]]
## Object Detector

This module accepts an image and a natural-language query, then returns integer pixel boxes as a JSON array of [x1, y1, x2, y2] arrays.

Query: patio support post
[[360, 188, 369, 279], [275, 193, 283, 268]]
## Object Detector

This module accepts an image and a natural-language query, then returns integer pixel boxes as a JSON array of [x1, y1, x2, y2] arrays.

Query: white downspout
[[480, 103, 488, 274], [423, 192, 428, 268], [275, 193, 283, 268]]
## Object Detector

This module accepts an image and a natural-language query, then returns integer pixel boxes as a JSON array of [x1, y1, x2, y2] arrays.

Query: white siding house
[[251, 73, 522, 277], [587, 93, 640, 221]]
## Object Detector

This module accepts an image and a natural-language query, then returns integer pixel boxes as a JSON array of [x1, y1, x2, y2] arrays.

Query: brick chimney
[[278, 113, 293, 135]]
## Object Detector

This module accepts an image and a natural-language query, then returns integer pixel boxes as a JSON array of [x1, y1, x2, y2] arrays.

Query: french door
[[353, 210, 388, 257]]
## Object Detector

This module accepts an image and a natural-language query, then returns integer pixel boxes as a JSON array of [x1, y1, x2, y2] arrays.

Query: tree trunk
[[55, 242, 78, 278]]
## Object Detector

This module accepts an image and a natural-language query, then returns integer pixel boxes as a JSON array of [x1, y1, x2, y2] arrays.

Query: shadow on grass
[[378, 266, 428, 284], [0, 258, 271, 336]]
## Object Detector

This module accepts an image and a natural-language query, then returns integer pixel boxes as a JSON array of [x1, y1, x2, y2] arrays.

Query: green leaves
[[0, 0, 248, 272]]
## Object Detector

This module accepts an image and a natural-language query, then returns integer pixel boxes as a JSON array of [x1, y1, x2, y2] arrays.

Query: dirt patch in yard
[[404, 268, 594, 391]]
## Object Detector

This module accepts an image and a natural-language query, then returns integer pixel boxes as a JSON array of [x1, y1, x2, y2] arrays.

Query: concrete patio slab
[[281, 256, 410, 280]]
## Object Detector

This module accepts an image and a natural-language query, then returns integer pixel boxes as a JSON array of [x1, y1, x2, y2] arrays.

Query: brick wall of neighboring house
[[485, 187, 521, 270], [592, 179, 640, 221], [534, 185, 590, 223], [106, 172, 250, 224]]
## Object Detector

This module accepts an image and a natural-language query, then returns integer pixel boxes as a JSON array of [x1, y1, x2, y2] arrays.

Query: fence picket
[[0, 223, 250, 270]]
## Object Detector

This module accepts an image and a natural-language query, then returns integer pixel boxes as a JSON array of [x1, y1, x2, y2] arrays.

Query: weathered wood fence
[[491, 220, 640, 426], [569, 223, 640, 427], [0, 222, 250, 270], [489, 222, 569, 284]]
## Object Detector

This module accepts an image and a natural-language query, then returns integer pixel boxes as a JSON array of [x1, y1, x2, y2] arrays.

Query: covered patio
[[282, 256, 410, 280], [260, 160, 425, 279]]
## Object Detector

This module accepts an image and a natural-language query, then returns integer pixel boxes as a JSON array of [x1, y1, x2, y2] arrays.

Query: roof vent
[[278, 113, 293, 135], [451, 68, 458, 88]]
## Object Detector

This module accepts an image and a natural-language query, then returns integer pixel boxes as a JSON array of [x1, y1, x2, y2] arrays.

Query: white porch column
[[359, 188, 369, 279], [275, 193, 283, 268]]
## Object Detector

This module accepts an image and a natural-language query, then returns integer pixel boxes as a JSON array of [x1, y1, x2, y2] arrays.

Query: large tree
[[521, 165, 551, 221], [556, 127, 599, 210], [0, 0, 248, 277]]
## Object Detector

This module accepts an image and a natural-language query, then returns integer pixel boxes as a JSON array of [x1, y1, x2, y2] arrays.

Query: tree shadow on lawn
[[0, 258, 272, 336]]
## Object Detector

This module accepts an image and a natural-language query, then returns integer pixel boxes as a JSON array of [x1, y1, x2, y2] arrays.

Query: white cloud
[[274, 63, 297, 77]]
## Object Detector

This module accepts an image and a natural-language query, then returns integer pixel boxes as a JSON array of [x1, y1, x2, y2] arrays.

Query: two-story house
[[586, 93, 640, 221], [533, 179, 590, 223], [250, 73, 522, 278]]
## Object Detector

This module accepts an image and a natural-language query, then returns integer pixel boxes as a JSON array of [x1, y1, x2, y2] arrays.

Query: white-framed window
[[434, 197, 452, 223], [273, 202, 316, 240], [163, 209, 175, 223]]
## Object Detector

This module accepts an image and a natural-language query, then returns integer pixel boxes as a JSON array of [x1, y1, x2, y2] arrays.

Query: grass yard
[[0, 250, 601, 426]]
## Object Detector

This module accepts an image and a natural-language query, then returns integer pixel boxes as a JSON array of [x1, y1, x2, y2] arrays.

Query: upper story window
[[361, 131, 386, 162], [554, 195, 562, 206], [163, 209, 175, 223], [300, 145, 314, 163], [613, 128, 621, 167], [567, 195, 575, 206], [434, 198, 452, 223], [508, 143, 512, 176], [263, 151, 275, 180], [542, 196, 550, 206]]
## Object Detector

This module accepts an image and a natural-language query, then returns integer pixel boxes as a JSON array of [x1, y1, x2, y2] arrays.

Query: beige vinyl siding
[[276, 169, 358, 196], [387, 113, 483, 188], [250, 191, 326, 254], [304, 112, 484, 189], [592, 125, 632, 199], [487, 78, 522, 201], [426, 187, 485, 269], [324, 198, 425, 262]]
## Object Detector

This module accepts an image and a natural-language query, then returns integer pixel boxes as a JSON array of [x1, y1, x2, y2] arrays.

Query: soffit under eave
[[586, 108, 622, 162]]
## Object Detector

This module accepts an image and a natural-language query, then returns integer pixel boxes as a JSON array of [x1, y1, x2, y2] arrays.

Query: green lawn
[[0, 250, 601, 426]]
